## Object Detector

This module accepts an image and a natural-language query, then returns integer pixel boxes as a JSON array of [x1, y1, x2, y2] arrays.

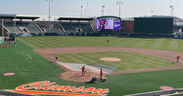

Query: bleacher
[[80, 22, 94, 33], [0, 15, 97, 36], [61, 22, 76, 33], [4, 21, 23, 33], [57, 17, 95, 36], [36, 21, 61, 34], [22, 21, 41, 33], [3, 21, 95, 36], [49, 22, 62, 33], [0, 25, 2, 36]]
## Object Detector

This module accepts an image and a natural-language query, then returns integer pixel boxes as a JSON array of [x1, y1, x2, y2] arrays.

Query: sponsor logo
[[6, 81, 109, 96], [114, 24, 120, 27]]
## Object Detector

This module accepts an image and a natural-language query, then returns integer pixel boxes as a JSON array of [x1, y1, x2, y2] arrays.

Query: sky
[[0, 0, 183, 19]]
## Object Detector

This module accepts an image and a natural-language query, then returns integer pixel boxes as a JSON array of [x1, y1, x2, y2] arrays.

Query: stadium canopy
[[0, 14, 40, 20], [97, 16, 121, 20], [57, 17, 94, 21], [135, 15, 183, 20]]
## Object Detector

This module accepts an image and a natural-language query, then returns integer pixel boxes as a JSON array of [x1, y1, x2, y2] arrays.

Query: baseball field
[[1, 36, 183, 96]]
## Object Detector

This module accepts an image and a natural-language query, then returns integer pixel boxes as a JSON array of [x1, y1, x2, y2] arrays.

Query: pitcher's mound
[[100, 57, 121, 62], [60, 71, 100, 82]]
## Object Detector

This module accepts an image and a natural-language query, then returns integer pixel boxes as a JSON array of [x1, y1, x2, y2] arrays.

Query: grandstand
[[0, 14, 97, 36], [58, 17, 95, 36], [2, 14, 183, 37], [36, 21, 61, 35]]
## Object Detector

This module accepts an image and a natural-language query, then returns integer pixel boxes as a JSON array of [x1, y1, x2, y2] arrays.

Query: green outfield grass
[[18, 36, 183, 52], [58, 52, 174, 71], [1, 36, 183, 96]]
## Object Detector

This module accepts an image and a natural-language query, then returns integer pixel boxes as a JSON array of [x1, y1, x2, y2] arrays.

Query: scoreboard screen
[[96, 19, 121, 30]]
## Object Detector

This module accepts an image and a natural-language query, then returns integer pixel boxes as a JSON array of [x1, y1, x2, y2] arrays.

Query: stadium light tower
[[169, 5, 174, 16], [85, 0, 90, 17], [81, 5, 83, 18], [150, 10, 154, 16], [101, 5, 105, 16], [116, 0, 123, 17], [46, 0, 53, 28]]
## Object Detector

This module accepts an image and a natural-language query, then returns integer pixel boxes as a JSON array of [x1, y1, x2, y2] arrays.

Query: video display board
[[96, 19, 121, 30]]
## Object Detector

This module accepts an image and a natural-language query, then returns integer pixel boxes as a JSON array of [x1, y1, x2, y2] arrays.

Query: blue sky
[[0, 0, 183, 18]]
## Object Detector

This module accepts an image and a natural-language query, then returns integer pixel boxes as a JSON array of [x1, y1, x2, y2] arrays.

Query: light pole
[[85, 0, 90, 17], [46, 0, 53, 29], [150, 10, 154, 16], [169, 5, 174, 16], [101, 5, 105, 16], [81, 5, 83, 18], [116, 1, 123, 17]]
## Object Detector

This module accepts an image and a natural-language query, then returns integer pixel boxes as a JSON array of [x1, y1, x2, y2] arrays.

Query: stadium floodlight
[[46, 0, 53, 29], [81, 5, 83, 18], [150, 10, 154, 16], [85, 0, 90, 17], [101, 5, 105, 16], [169, 5, 174, 16], [116, 0, 123, 17]]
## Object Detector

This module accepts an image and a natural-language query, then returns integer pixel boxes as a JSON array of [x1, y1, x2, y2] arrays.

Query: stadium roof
[[0, 14, 40, 20], [135, 15, 181, 19], [57, 17, 94, 21], [135, 15, 183, 22]]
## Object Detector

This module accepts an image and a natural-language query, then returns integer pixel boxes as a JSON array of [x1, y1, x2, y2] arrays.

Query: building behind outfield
[[133, 16, 183, 36]]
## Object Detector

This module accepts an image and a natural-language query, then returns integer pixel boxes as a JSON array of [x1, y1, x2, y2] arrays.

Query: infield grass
[[58, 52, 174, 71]]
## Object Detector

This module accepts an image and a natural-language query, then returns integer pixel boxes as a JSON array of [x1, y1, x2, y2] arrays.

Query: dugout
[[133, 16, 183, 37]]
